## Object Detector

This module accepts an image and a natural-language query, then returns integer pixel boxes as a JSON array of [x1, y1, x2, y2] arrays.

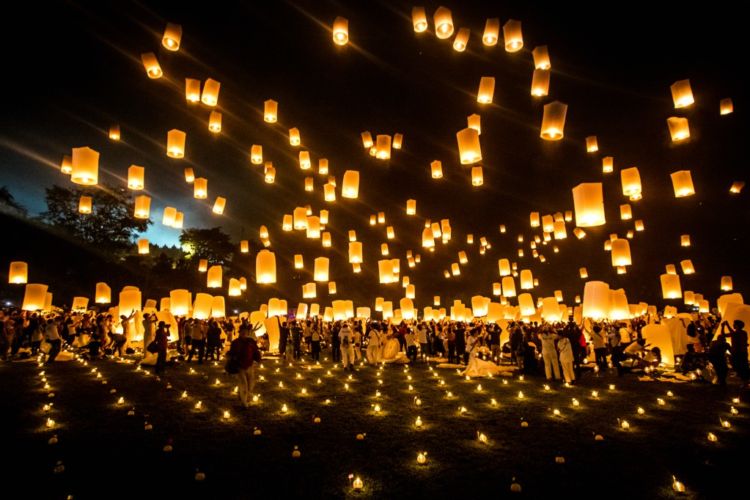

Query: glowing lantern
[[503, 19, 523, 52], [482, 18, 500, 46], [582, 281, 611, 319], [360, 131, 374, 149], [192, 293, 212, 320], [517, 293, 534, 317], [520, 270, 533, 290], [71, 147, 99, 186], [378, 260, 395, 284], [264, 99, 278, 123], [542, 215, 554, 233], [661, 274, 682, 299], [531, 69, 550, 97], [532, 45, 551, 69], [306, 216, 321, 239], [293, 207, 308, 230], [124, 165, 145, 191], [666, 264, 677, 275], [289, 128, 301, 147], [264, 165, 276, 183], [193, 178, 208, 199], [380, 243, 389, 256], [313, 257, 329, 282], [502, 277, 516, 298], [471, 166, 484, 186], [299, 151, 311, 170], [375, 135, 392, 160], [421, 228, 435, 248], [498, 259, 511, 276], [431, 160, 443, 179], [119, 288, 141, 315], [136, 238, 149, 255], [206, 266, 222, 288], [208, 111, 222, 133], [477, 77, 495, 104], [109, 125, 120, 141], [456, 128, 482, 164], [227, 278, 241, 297], [540, 101, 567, 140], [553, 220, 567, 239], [667, 117, 690, 142], [167, 129, 186, 158], [281, 214, 293, 232], [412, 7, 428, 32], [400, 298, 415, 321], [721, 276, 733, 291], [730, 181, 744, 194], [670, 79, 694, 108], [609, 289, 630, 320], [616, 204, 632, 221], [671, 170, 695, 197], [319, 209, 329, 225], [720, 98, 734, 115], [634, 220, 645, 231], [256, 250, 276, 284], [304, 177, 314, 192], [393, 133, 404, 150], [322, 232, 332, 248], [586, 136, 599, 153], [332, 16, 349, 45], [185, 78, 201, 103], [200, 78, 220, 106], [611, 239, 632, 267], [327, 282, 337, 295], [212, 197, 226, 215], [433, 6, 454, 39], [94, 282, 111, 304], [342, 170, 360, 198], [22, 284, 48, 311], [78, 196, 92, 214], [60, 155, 72, 175], [250, 145, 263, 165], [162, 22, 182, 50], [451, 263, 460, 276], [141, 53, 162, 79], [8, 262, 27, 284], [680, 259, 695, 275], [572, 183, 606, 227], [184, 168, 195, 183], [453, 28, 469, 52]]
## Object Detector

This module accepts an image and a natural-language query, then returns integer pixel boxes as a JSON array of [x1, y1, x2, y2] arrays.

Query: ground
[[2, 353, 747, 499]]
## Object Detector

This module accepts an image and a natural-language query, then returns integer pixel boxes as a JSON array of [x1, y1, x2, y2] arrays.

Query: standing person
[[405, 327, 417, 365], [330, 322, 341, 363], [291, 321, 302, 361], [417, 323, 429, 361], [142, 313, 157, 357], [310, 322, 321, 362], [188, 320, 206, 364], [206, 320, 223, 361], [229, 326, 261, 407], [608, 326, 624, 376], [44, 315, 62, 364], [722, 320, 749, 386], [353, 323, 363, 363], [591, 325, 608, 372], [154, 321, 170, 375], [339, 321, 355, 371], [558, 334, 575, 384], [278, 321, 289, 359], [447, 325, 457, 364], [708, 333, 730, 386], [29, 314, 43, 356], [510, 323, 524, 367], [366, 324, 382, 364], [489, 324, 501, 363], [455, 323, 467, 364], [114, 311, 135, 358], [540, 327, 561, 381]]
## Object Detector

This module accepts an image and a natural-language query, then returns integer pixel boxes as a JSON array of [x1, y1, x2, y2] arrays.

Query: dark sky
[[1, 1, 747, 310]]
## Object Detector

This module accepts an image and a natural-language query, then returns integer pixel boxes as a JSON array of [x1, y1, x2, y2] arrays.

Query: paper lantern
[[200, 78, 220, 106], [572, 183, 606, 227], [360, 131, 374, 149], [108, 124, 120, 141], [167, 129, 186, 158], [174, 211, 184, 229], [78, 195, 92, 214], [60, 155, 72, 175], [193, 178, 207, 199], [541, 297, 561, 322], [680, 259, 695, 275], [378, 260, 395, 284], [165, 290, 188, 316], [297, 303, 309, 319], [183, 168, 195, 184], [433, 6, 454, 39], [293, 207, 308, 230], [421, 227, 435, 248], [634, 220, 645, 231], [304, 216, 320, 239], [412, 6, 428, 32], [730, 181, 745, 194], [456, 128, 482, 164], [90, 282, 111, 305], [661, 274, 683, 299], [665, 264, 677, 275], [162, 22, 182, 50], [119, 288, 142, 315], [185, 78, 201, 103], [582, 281, 611, 319], [498, 259, 511, 276], [123, 166, 145, 192], [264, 99, 278, 122], [250, 145, 263, 165], [332, 16, 349, 45], [502, 276, 516, 297], [615, 204, 631, 222], [192, 293, 212, 320], [585, 136, 599, 153], [299, 151, 311, 170], [670, 79, 694, 108], [503, 19, 523, 52], [264, 164, 276, 184], [471, 166, 483, 186], [392, 133, 404, 150], [477, 77, 495, 104], [542, 215, 554, 233], [212, 197, 226, 215], [22, 284, 48, 311], [71, 147, 99, 185], [313, 257, 329, 282], [210, 296, 226, 318], [380, 243, 390, 256], [482, 18, 500, 45], [611, 239, 631, 267], [532, 45, 551, 69], [453, 28, 469, 52], [520, 270, 533, 290], [671, 170, 695, 198], [553, 220, 567, 240], [540, 101, 567, 140], [303, 176, 314, 193], [141, 53, 162, 79], [8, 261, 27, 284], [609, 289, 630, 320], [667, 117, 690, 142], [208, 111, 222, 133], [518, 293, 535, 317], [135, 238, 148, 255], [375, 135, 392, 160], [289, 128, 301, 147], [431, 160, 443, 179], [227, 279, 242, 297], [530, 69, 550, 97], [256, 250, 276, 284], [299, 282, 315, 299], [678, 235, 690, 248], [720, 98, 734, 115], [205, 266, 222, 288], [321, 232, 332, 248], [719, 276, 733, 291], [342, 170, 360, 198]]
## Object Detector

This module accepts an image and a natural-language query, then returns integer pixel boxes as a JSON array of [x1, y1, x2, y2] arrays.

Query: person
[[510, 324, 523, 367], [447, 326, 457, 363], [188, 319, 206, 364], [557, 334, 575, 384], [489, 324, 501, 362], [540, 327, 560, 380], [154, 321, 170, 375], [722, 320, 749, 386], [291, 321, 302, 360], [229, 326, 261, 407], [608, 326, 624, 376], [206, 320, 222, 361], [310, 322, 321, 362], [44, 315, 62, 364], [330, 323, 341, 363], [455, 324, 467, 364], [142, 313, 157, 357], [591, 325, 608, 372], [366, 324, 382, 364], [405, 327, 417, 365], [113, 311, 135, 358], [339, 321, 355, 371], [417, 323, 429, 361], [708, 333, 730, 386]]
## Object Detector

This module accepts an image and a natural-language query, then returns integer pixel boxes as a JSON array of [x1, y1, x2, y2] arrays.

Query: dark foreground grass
[[2, 354, 748, 500]]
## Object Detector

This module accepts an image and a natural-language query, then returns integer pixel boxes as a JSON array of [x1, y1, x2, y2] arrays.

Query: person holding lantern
[[540, 326, 561, 380], [721, 320, 749, 386]]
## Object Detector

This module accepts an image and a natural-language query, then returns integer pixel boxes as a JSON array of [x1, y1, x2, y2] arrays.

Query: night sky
[[1, 1, 747, 310]]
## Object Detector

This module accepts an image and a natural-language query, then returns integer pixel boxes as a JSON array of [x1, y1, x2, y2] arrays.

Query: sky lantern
[[127, 165, 145, 190], [282, 214, 293, 231], [259, 225, 269, 240], [406, 199, 417, 215], [162, 22, 182, 51], [206, 265, 222, 288], [667, 117, 690, 142], [304, 177, 314, 192], [289, 127, 301, 146], [467, 114, 481, 134], [661, 274, 682, 299], [609, 289, 630, 320], [541, 297, 561, 322], [264, 164, 276, 183], [586, 136, 599, 153], [530, 212, 540, 227], [471, 166, 484, 186], [108, 124, 120, 141], [611, 239, 632, 267], [532, 45, 551, 69], [302, 283, 316, 299], [95, 282, 111, 304], [294, 254, 304, 269], [201, 78, 221, 106], [70, 147, 99, 186], [256, 250, 276, 284], [329, 281, 338, 295], [720, 98, 734, 115], [22, 284, 48, 311], [119, 288, 142, 315], [582, 281, 610, 319], [482, 18, 500, 46], [518, 293, 535, 317], [572, 182, 606, 227], [375, 135, 392, 160], [665, 264, 677, 275], [600, 156, 614, 174], [503, 19, 523, 52], [684, 291, 695, 305], [540, 101, 567, 140], [349, 242, 363, 263], [198, 259, 208, 273], [553, 220, 567, 239], [433, 6, 454, 39], [406, 284, 416, 299], [619, 204, 632, 221], [451, 263, 460, 276], [378, 259, 395, 284], [140, 53, 162, 79], [193, 177, 208, 199], [332, 16, 349, 45], [498, 258, 511, 276], [60, 155, 72, 175], [502, 276, 516, 297], [729, 181, 744, 194], [467, 234, 474, 244], [620, 167, 642, 199], [318, 158, 329, 175], [299, 151, 312, 170], [680, 234, 691, 247], [264, 99, 278, 122], [168, 290, 190, 316], [721, 276, 733, 291], [324, 183, 336, 202], [392, 133, 403, 149], [185, 78, 201, 103], [348, 230, 357, 242], [8, 262, 27, 284], [137, 238, 149, 255], [297, 303, 309, 319], [431, 160, 443, 179], [456, 127, 482, 164], [422, 227, 435, 248], [306, 216, 321, 238], [293, 207, 308, 230], [680, 259, 695, 275], [212, 197, 226, 215], [412, 6, 428, 32], [228, 279, 242, 297], [542, 214, 554, 233], [386, 226, 395, 239], [381, 243, 390, 256], [166, 129, 186, 158], [671, 170, 695, 197], [313, 257, 329, 282], [78, 195, 92, 214], [453, 27, 470, 52], [208, 111, 222, 133], [342, 170, 360, 198], [184, 168, 195, 183], [477, 77, 495, 104], [520, 269, 533, 289], [361, 131, 373, 149], [192, 293, 213, 320], [458, 251, 468, 265], [578, 267, 588, 279], [670, 79, 694, 108], [240, 240, 250, 253], [250, 145, 263, 164], [172, 209, 182, 226], [634, 219, 645, 231], [530, 69, 550, 97], [492, 282, 502, 296]]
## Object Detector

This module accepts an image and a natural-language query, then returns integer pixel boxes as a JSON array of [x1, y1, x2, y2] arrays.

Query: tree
[[0, 186, 27, 216], [179, 227, 234, 265], [40, 184, 150, 254]]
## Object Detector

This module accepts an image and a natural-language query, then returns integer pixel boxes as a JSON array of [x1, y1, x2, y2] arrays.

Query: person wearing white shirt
[[540, 327, 561, 380], [339, 322, 355, 371]]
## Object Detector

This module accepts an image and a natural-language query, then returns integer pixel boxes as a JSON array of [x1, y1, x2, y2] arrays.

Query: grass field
[[2, 351, 748, 499]]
